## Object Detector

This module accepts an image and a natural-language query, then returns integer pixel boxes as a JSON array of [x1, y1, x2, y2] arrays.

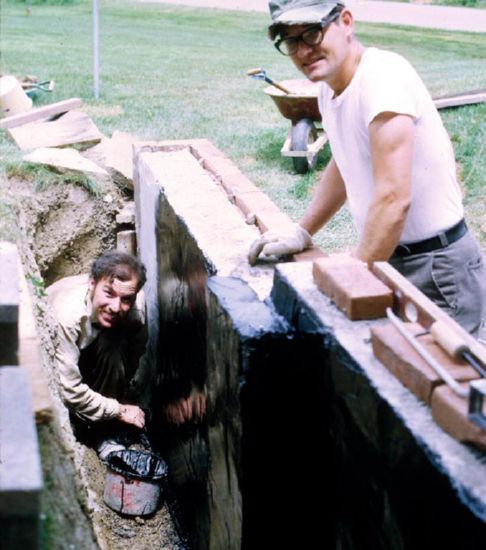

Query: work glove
[[248, 223, 313, 265]]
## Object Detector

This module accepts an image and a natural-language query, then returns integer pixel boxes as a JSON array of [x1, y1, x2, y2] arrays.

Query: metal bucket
[[103, 449, 168, 516]]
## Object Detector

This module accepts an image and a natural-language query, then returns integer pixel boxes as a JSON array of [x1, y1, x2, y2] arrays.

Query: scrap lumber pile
[[0, 92, 142, 190], [433, 88, 486, 110], [0, 91, 145, 403], [312, 256, 486, 450]]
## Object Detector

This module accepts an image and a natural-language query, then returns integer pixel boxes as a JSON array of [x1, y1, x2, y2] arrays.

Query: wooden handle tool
[[246, 67, 292, 95], [430, 320, 486, 377]]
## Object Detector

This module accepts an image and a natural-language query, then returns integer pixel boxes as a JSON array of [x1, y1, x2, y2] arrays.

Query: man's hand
[[165, 388, 207, 426], [117, 404, 145, 429], [248, 223, 312, 265]]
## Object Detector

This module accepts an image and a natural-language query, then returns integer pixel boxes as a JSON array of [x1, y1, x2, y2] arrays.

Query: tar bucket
[[103, 449, 168, 516]]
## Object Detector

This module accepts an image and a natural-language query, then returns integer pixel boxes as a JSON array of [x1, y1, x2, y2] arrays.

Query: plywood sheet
[[23, 147, 108, 175], [8, 110, 103, 150], [0, 97, 82, 129]]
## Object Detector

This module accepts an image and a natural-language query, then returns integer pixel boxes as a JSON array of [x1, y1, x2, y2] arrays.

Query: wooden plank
[[372, 261, 486, 366], [106, 130, 141, 182], [8, 110, 103, 150], [23, 147, 108, 175], [18, 261, 53, 424], [433, 90, 486, 110], [0, 97, 82, 129]]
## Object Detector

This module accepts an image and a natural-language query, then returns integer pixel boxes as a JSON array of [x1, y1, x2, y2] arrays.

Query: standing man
[[249, 0, 485, 335], [48, 250, 149, 459]]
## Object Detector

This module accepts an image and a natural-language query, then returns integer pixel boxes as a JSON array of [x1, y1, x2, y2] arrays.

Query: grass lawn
[[1, 0, 485, 252]]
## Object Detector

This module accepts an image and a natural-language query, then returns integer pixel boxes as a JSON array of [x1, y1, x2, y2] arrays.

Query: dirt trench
[[8, 172, 186, 549]]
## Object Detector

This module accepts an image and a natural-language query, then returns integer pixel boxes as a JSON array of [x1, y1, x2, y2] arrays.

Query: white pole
[[93, 0, 100, 100]]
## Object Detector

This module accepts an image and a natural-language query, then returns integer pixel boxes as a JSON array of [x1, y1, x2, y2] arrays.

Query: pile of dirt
[[6, 175, 119, 286]]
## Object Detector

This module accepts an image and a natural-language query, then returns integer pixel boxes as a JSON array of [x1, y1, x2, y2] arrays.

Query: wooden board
[[433, 89, 486, 110], [23, 147, 108, 175], [0, 97, 82, 129], [106, 130, 141, 181], [372, 261, 486, 366], [18, 262, 53, 424], [8, 110, 103, 150]]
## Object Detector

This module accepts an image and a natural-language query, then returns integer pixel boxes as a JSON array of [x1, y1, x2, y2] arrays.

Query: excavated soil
[[7, 171, 185, 549]]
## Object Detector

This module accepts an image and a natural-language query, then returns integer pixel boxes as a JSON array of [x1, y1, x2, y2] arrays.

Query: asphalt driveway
[[136, 0, 486, 33]]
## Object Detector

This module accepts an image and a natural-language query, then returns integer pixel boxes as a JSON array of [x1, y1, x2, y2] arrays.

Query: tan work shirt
[[47, 274, 146, 422]]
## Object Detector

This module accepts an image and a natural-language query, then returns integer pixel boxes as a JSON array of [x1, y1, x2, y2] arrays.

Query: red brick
[[234, 190, 280, 218], [313, 257, 393, 320], [189, 139, 226, 159], [371, 323, 478, 404], [255, 211, 294, 233], [293, 247, 326, 262], [431, 383, 486, 450]]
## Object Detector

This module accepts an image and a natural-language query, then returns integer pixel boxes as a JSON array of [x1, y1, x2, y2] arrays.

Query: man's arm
[[56, 323, 144, 428], [56, 323, 121, 421], [300, 157, 347, 235], [247, 157, 347, 264], [354, 112, 414, 263]]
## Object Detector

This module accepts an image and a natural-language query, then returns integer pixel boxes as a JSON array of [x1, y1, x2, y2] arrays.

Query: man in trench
[[48, 250, 204, 460], [249, 0, 486, 335]]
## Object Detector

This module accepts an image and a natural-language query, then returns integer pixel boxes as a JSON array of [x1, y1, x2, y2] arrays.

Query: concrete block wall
[[0, 368, 43, 549], [0, 242, 43, 550], [273, 262, 486, 548], [134, 142, 486, 549], [134, 144, 275, 548], [0, 241, 20, 365]]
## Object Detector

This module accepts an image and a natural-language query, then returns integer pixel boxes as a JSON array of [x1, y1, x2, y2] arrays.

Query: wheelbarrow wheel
[[290, 118, 318, 174]]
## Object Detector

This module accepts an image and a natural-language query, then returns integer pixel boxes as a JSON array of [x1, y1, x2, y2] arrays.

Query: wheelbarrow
[[248, 69, 327, 173], [20, 76, 55, 100]]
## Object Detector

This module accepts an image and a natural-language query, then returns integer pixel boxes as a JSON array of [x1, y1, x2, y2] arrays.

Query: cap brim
[[268, 4, 339, 39]]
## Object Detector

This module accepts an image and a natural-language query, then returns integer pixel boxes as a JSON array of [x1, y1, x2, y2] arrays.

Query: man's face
[[89, 275, 138, 329], [284, 11, 352, 85]]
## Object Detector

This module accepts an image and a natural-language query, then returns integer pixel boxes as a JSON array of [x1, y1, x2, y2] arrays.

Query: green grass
[[5, 160, 101, 194], [433, 0, 486, 7], [1, 0, 485, 252]]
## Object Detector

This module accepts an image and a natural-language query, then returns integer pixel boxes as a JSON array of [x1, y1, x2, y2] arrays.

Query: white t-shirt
[[318, 47, 463, 244]]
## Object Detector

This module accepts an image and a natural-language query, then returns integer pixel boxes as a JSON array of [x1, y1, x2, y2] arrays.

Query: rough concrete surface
[[0, 242, 19, 366], [276, 261, 486, 522], [137, 148, 275, 299], [0, 367, 42, 550], [0, 367, 42, 505]]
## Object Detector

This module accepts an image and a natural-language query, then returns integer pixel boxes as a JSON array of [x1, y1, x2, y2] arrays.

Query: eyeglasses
[[274, 10, 342, 56]]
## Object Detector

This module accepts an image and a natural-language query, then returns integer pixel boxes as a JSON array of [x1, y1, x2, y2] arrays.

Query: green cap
[[268, 0, 345, 40]]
